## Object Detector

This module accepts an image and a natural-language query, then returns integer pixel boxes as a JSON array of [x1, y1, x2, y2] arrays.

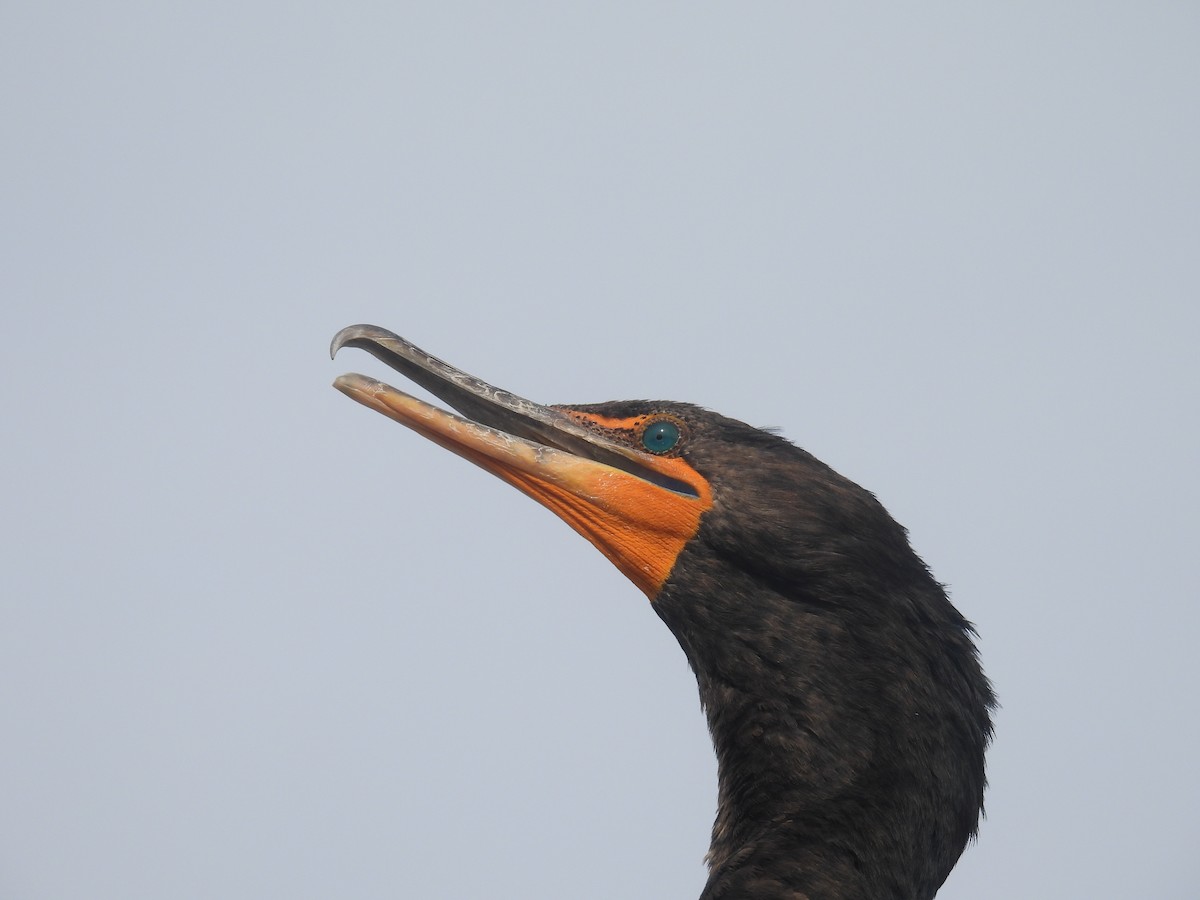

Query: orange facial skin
[[334, 375, 712, 598]]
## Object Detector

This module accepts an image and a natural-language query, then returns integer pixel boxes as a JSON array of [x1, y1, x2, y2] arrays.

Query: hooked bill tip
[[329, 326, 358, 359], [330, 324, 397, 360]]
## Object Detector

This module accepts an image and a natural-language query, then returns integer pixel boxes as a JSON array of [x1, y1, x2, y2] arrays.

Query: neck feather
[[655, 551, 992, 900]]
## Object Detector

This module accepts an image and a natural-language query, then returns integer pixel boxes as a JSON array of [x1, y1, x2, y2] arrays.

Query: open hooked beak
[[331, 325, 711, 597]]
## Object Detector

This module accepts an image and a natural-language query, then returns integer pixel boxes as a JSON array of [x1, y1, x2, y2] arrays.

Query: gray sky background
[[3, 4, 1197, 898]]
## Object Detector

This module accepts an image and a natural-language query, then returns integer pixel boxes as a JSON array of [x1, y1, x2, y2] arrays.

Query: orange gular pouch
[[330, 325, 712, 598]]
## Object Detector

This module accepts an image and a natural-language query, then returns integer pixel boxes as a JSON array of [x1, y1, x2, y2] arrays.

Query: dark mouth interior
[[433, 389, 700, 499], [333, 326, 700, 499]]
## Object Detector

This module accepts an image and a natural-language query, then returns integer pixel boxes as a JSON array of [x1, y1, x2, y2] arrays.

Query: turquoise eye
[[641, 419, 682, 454]]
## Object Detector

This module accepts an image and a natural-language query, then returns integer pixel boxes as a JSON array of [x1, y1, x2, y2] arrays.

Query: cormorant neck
[[654, 548, 991, 900]]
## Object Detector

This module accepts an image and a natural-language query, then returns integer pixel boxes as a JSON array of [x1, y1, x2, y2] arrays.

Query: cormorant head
[[331, 325, 994, 900]]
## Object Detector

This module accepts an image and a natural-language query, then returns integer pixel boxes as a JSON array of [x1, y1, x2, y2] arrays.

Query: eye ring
[[639, 416, 686, 455]]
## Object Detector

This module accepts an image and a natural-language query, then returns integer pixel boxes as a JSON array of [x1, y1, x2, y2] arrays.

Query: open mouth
[[330, 324, 711, 597]]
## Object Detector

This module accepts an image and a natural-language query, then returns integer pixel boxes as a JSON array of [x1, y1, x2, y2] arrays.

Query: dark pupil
[[642, 420, 680, 453]]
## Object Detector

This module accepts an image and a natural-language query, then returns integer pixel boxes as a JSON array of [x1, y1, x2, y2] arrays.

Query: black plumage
[[332, 327, 994, 900], [584, 402, 993, 899]]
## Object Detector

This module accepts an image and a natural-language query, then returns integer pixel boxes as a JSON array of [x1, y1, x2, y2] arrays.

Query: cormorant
[[331, 324, 994, 900]]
